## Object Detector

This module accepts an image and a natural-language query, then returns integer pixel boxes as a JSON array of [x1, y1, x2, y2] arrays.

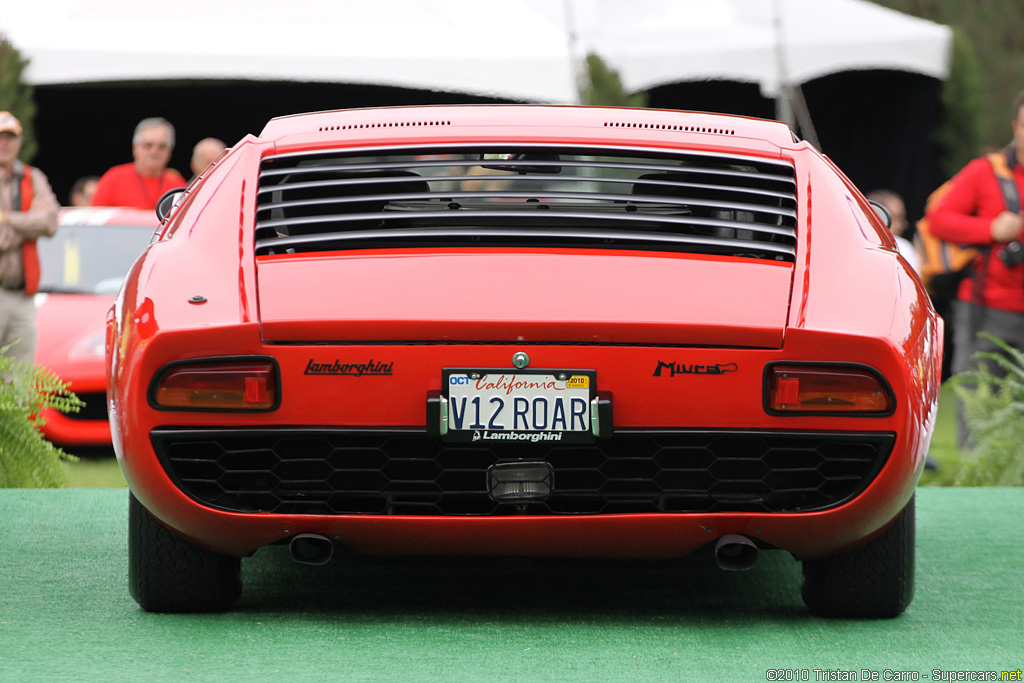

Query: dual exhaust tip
[[289, 533, 335, 566], [713, 534, 759, 571], [290, 531, 758, 571]]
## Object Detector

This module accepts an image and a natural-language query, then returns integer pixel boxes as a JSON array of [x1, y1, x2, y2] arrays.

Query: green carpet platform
[[1, 488, 1020, 681]]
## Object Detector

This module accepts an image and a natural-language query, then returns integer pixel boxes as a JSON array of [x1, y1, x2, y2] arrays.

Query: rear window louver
[[255, 146, 798, 262]]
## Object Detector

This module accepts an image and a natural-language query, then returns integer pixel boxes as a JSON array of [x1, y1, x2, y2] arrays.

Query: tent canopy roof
[[1, 0, 951, 102]]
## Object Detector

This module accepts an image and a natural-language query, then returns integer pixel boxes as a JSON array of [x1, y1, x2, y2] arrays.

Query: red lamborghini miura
[[108, 105, 941, 616], [36, 207, 156, 450]]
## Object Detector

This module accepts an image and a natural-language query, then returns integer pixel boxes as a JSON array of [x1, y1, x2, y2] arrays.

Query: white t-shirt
[[894, 235, 920, 274]]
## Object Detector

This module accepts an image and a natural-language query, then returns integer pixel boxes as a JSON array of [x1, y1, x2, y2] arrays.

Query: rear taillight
[[152, 359, 277, 411], [766, 365, 893, 414]]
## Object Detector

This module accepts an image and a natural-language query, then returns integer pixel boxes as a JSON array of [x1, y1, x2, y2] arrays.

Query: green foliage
[[0, 33, 37, 162], [949, 333, 1024, 486], [871, 0, 1024, 161], [0, 344, 82, 488], [934, 27, 984, 178], [917, 382, 961, 486], [580, 53, 647, 108]]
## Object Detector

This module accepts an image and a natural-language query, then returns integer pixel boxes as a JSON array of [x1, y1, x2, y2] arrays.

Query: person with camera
[[927, 89, 1024, 447]]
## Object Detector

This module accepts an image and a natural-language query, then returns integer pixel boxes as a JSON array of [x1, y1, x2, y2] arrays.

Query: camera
[[999, 240, 1024, 267]]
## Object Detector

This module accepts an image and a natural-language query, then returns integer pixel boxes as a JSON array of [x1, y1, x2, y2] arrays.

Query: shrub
[[0, 344, 82, 487], [950, 332, 1024, 486], [581, 53, 648, 108]]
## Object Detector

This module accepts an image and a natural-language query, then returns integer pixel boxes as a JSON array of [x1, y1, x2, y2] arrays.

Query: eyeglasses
[[139, 141, 170, 150]]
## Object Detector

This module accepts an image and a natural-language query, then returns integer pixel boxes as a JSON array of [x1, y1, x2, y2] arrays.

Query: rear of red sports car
[[108, 105, 941, 616]]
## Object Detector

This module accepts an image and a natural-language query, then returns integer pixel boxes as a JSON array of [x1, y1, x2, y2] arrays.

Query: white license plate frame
[[442, 368, 597, 444]]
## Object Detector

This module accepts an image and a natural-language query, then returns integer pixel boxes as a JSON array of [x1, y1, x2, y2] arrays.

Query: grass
[[63, 452, 125, 488], [918, 381, 962, 486], [3, 488, 1022, 681]]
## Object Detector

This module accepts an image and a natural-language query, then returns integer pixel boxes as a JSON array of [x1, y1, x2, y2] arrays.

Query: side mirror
[[156, 187, 187, 222], [868, 199, 892, 229]]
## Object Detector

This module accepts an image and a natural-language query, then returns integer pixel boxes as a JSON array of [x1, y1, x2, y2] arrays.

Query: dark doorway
[[33, 80, 506, 205], [33, 71, 945, 225]]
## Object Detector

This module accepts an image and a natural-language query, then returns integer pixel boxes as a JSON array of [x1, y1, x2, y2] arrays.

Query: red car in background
[[35, 207, 156, 450], [109, 105, 941, 617]]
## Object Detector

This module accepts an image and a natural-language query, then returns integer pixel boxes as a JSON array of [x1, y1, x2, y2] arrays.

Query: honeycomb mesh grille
[[152, 429, 892, 516]]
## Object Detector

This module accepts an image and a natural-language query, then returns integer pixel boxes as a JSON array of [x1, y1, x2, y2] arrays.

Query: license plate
[[443, 368, 596, 443]]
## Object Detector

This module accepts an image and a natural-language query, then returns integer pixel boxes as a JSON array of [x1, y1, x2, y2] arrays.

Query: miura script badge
[[653, 361, 738, 377]]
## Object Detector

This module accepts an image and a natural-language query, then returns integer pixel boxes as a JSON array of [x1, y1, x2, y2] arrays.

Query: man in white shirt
[[867, 189, 920, 274]]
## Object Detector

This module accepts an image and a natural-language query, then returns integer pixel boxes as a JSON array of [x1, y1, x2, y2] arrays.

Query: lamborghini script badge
[[653, 361, 738, 377], [304, 359, 394, 376]]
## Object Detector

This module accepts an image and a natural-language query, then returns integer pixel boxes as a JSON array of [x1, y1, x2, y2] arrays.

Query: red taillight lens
[[153, 360, 277, 410], [767, 365, 892, 413]]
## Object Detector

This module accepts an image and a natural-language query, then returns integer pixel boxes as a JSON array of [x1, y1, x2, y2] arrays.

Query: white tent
[[1, 0, 951, 103], [559, 0, 952, 98], [0, 0, 578, 102]]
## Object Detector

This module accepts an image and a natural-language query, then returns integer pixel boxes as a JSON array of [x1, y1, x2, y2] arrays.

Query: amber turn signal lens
[[154, 360, 276, 410], [768, 365, 892, 413]]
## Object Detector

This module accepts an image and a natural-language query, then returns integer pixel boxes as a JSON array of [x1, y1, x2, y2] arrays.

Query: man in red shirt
[[91, 118, 187, 210], [927, 89, 1024, 446]]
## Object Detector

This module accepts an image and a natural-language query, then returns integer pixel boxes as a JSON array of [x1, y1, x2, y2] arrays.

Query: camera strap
[[992, 147, 1020, 213]]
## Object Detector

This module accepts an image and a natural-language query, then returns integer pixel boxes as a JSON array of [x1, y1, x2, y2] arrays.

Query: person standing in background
[[91, 118, 186, 210], [69, 175, 98, 207], [190, 137, 226, 181], [927, 89, 1024, 447], [867, 189, 920, 274], [0, 111, 59, 364]]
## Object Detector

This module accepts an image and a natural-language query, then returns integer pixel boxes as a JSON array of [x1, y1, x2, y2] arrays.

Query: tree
[[580, 53, 648, 108], [0, 33, 37, 162], [871, 1, 1024, 162], [934, 26, 984, 178]]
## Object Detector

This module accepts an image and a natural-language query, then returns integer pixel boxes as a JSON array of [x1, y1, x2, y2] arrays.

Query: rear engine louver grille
[[153, 429, 892, 516], [255, 145, 798, 261]]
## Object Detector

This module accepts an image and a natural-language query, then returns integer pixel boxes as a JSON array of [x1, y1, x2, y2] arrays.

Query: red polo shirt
[[91, 163, 186, 211]]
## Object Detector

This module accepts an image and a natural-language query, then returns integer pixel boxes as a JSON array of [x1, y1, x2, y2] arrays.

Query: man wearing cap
[[0, 111, 59, 365], [91, 117, 187, 210]]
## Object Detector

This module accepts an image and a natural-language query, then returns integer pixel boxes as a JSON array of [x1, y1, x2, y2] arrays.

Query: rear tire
[[128, 493, 242, 612], [801, 496, 915, 618]]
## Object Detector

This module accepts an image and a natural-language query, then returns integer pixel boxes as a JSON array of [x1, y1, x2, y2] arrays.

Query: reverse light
[[487, 462, 554, 503], [767, 364, 893, 414], [152, 358, 277, 411]]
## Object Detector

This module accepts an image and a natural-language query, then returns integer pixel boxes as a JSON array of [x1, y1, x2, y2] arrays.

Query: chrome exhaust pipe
[[289, 533, 335, 566], [714, 534, 758, 571]]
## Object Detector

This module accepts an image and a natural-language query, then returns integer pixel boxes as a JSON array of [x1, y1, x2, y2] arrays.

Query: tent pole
[[773, 0, 821, 150], [564, 0, 586, 104]]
